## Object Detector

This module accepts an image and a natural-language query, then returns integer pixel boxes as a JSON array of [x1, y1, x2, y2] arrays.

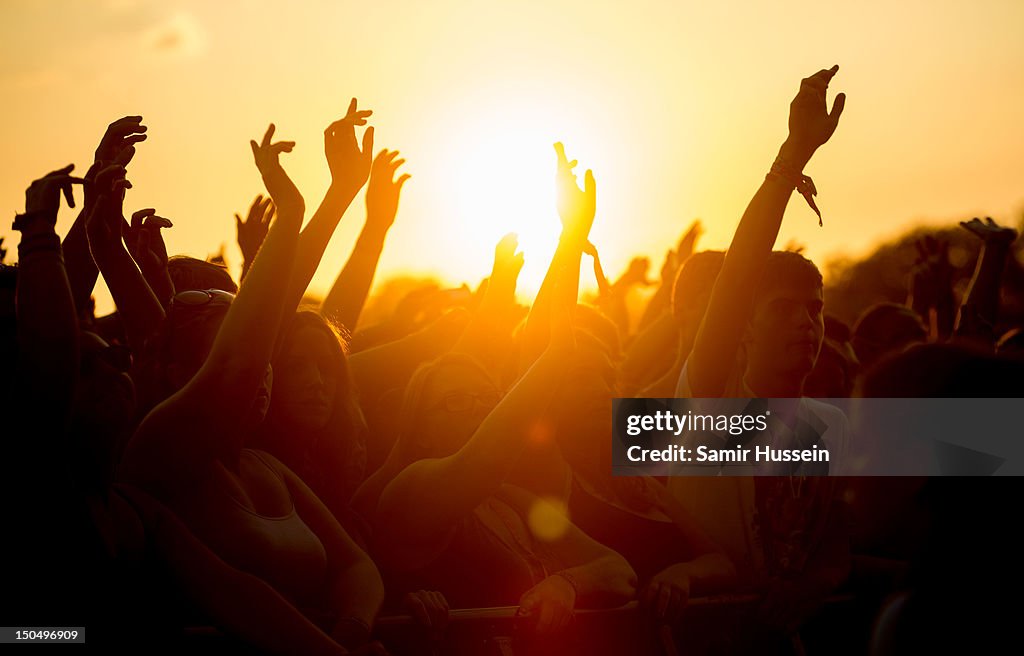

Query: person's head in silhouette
[[404, 353, 500, 458], [741, 251, 825, 395], [852, 302, 926, 369], [141, 289, 272, 424], [672, 250, 726, 337], [167, 255, 238, 294], [261, 310, 367, 503]]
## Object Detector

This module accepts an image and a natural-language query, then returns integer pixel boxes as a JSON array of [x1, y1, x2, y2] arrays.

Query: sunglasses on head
[[171, 289, 236, 307]]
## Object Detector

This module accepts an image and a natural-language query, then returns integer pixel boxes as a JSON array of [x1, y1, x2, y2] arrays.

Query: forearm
[[206, 205, 302, 386], [62, 209, 100, 314], [378, 350, 569, 538], [556, 554, 637, 608], [321, 223, 388, 333], [670, 553, 737, 595], [92, 244, 165, 354], [287, 188, 357, 315], [522, 235, 583, 362], [956, 241, 1012, 341], [16, 228, 79, 413], [690, 142, 803, 396], [348, 326, 454, 402], [455, 349, 569, 482]]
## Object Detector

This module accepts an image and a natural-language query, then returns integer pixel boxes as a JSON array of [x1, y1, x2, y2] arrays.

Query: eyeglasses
[[429, 391, 501, 413], [171, 289, 236, 307]]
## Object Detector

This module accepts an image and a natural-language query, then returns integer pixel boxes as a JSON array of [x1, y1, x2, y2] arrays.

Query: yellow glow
[[527, 496, 571, 543], [0, 0, 1022, 317], [445, 124, 559, 292]]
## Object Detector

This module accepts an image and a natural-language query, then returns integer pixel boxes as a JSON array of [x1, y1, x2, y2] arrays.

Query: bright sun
[[443, 123, 563, 294]]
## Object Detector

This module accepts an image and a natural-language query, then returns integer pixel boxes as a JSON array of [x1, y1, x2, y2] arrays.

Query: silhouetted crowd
[[1, 67, 1021, 654]]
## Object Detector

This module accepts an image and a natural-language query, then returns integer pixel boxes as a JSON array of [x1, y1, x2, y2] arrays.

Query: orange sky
[[2, 0, 1022, 313]]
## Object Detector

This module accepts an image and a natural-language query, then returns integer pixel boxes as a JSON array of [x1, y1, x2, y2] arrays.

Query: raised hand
[[250, 124, 303, 216], [960, 217, 1018, 244], [125, 208, 174, 302], [325, 98, 374, 198], [908, 234, 954, 337], [236, 194, 275, 271], [675, 220, 703, 264], [85, 164, 131, 251], [94, 116, 148, 166], [20, 165, 85, 230], [489, 233, 525, 296], [784, 65, 846, 165], [365, 149, 410, 235], [553, 142, 596, 243], [619, 256, 652, 288], [126, 208, 172, 265]]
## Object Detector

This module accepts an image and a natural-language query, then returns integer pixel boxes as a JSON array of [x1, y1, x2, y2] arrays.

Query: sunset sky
[[2, 0, 1022, 314]]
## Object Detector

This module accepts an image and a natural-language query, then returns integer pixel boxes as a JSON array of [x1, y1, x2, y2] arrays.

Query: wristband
[[17, 232, 62, 256], [12, 211, 51, 232], [553, 571, 581, 601], [766, 156, 823, 227]]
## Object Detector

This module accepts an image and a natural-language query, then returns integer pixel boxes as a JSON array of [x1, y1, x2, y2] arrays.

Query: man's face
[[745, 278, 824, 384]]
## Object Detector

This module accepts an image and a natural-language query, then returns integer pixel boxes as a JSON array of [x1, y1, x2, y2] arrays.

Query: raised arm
[[124, 208, 175, 306], [638, 220, 703, 331], [63, 117, 147, 314], [14, 165, 85, 427], [321, 148, 409, 332], [687, 66, 845, 397], [85, 165, 166, 355], [521, 142, 595, 365], [594, 256, 651, 339], [235, 195, 274, 282], [955, 217, 1018, 344], [127, 125, 305, 467], [907, 235, 955, 341], [284, 99, 374, 314], [448, 232, 525, 364], [375, 276, 577, 567]]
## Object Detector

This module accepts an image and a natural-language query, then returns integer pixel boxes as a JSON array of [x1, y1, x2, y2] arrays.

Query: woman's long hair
[[256, 310, 366, 511]]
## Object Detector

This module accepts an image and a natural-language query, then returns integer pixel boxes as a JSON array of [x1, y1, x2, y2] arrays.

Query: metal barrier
[[372, 595, 859, 655]]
